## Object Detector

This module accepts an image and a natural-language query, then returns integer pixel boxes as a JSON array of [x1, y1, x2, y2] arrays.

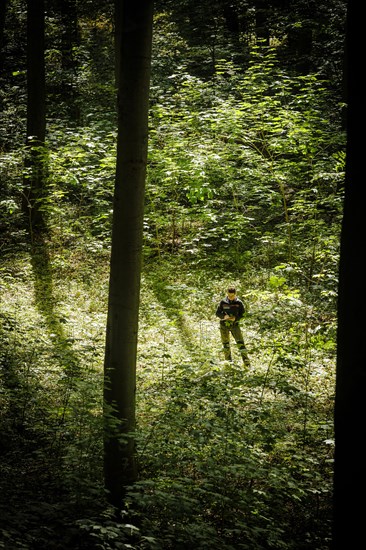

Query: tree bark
[[0, 0, 7, 74], [103, 0, 154, 509], [59, 0, 80, 120], [333, 1, 365, 548], [23, 0, 46, 233]]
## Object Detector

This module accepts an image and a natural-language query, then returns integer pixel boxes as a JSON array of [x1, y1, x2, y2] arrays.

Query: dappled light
[[0, 1, 346, 548]]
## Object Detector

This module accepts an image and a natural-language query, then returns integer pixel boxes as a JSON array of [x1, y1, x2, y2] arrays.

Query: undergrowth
[[0, 234, 335, 549]]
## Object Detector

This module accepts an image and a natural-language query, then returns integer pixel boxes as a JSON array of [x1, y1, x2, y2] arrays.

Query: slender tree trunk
[[0, 0, 7, 74], [59, 0, 80, 121], [103, 0, 153, 509], [23, 0, 46, 233], [287, 25, 312, 74], [254, 0, 270, 45], [333, 1, 365, 548]]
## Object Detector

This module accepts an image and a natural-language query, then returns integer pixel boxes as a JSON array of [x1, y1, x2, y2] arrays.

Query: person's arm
[[216, 301, 226, 319], [236, 300, 245, 321]]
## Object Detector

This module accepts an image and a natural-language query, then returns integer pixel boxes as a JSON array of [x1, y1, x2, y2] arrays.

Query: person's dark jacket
[[216, 296, 245, 323]]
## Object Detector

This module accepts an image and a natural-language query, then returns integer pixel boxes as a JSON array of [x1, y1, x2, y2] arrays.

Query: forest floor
[[1, 239, 264, 397], [0, 237, 336, 549]]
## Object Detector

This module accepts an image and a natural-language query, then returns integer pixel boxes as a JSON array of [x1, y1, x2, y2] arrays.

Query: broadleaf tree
[[103, 0, 154, 508], [22, 0, 46, 234]]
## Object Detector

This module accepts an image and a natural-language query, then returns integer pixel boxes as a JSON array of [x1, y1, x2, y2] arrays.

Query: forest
[[0, 1, 352, 549]]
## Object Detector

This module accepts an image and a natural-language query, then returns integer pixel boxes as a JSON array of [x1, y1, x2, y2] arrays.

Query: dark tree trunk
[[333, 1, 365, 548], [103, 0, 154, 509], [254, 0, 270, 45], [0, 0, 7, 74], [59, 0, 80, 120], [23, 0, 46, 233], [287, 25, 312, 74]]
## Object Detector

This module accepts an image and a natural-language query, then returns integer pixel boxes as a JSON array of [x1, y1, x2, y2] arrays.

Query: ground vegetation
[[0, 1, 346, 548]]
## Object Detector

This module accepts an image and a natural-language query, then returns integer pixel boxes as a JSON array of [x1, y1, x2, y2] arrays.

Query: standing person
[[216, 286, 250, 367]]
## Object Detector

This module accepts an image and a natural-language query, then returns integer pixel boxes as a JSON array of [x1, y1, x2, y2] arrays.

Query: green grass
[[0, 236, 335, 549]]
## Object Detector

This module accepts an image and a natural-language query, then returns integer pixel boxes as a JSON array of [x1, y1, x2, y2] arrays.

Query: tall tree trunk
[[23, 0, 46, 233], [59, 0, 80, 121], [333, 1, 365, 548], [254, 0, 270, 45], [0, 0, 7, 74], [103, 0, 154, 509], [287, 25, 312, 74]]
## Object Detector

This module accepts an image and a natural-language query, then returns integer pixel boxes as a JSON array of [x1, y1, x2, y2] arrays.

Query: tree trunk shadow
[[30, 233, 81, 379], [143, 270, 200, 355]]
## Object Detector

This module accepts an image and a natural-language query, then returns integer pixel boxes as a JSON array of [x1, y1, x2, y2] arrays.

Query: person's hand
[[224, 314, 235, 320]]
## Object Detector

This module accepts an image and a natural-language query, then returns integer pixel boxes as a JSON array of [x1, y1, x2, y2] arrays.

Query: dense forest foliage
[[1, 1, 347, 549]]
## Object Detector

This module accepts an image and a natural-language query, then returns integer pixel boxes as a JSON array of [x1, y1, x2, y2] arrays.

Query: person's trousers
[[219, 322, 250, 366]]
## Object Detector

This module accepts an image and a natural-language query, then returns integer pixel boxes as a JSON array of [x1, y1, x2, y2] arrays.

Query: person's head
[[227, 286, 237, 300]]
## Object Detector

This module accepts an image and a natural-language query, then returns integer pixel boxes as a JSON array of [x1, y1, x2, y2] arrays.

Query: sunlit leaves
[[146, 46, 344, 276]]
